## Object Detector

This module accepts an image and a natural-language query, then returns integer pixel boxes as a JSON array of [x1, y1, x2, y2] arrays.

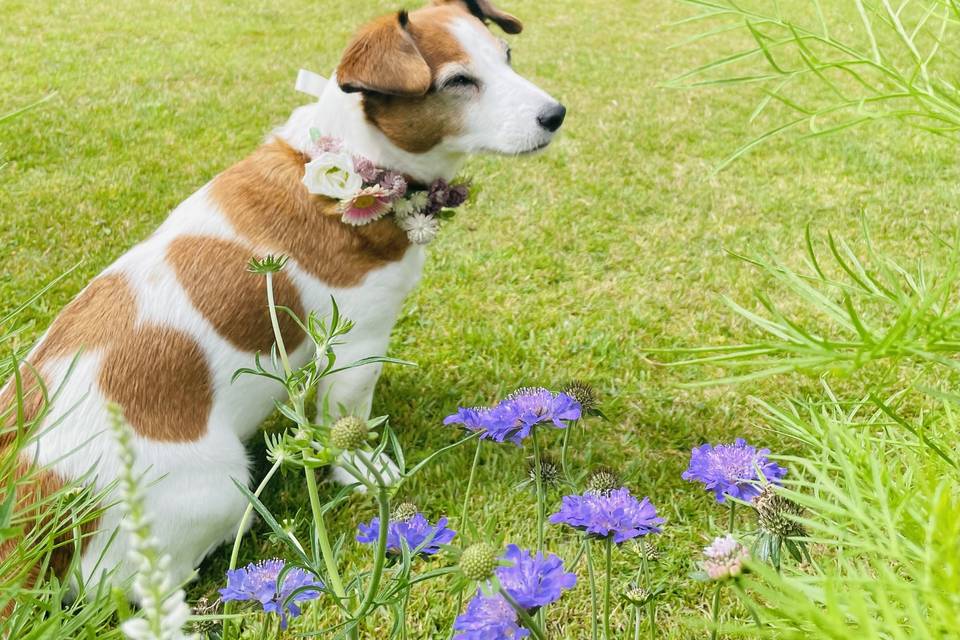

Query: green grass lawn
[[3, 0, 960, 637]]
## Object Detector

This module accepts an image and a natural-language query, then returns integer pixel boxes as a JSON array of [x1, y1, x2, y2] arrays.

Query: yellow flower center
[[353, 195, 376, 209]]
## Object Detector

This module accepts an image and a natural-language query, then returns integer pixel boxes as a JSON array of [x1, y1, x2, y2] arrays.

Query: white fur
[[16, 11, 562, 599]]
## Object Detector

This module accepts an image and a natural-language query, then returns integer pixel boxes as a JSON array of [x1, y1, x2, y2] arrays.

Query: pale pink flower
[[702, 534, 750, 580], [340, 185, 393, 226]]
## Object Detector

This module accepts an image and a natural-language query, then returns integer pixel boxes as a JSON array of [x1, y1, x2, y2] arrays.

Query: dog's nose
[[537, 103, 566, 132]]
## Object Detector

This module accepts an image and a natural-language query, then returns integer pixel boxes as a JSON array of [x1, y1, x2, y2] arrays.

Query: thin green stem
[[603, 537, 613, 640], [453, 439, 483, 638], [460, 439, 482, 532], [560, 418, 577, 484], [351, 453, 391, 622], [732, 581, 763, 631], [710, 582, 722, 640], [641, 552, 655, 640], [500, 588, 547, 640], [304, 464, 346, 602], [222, 459, 282, 640], [728, 502, 736, 533], [265, 272, 292, 377], [532, 428, 545, 554], [633, 607, 640, 640], [585, 539, 599, 640]]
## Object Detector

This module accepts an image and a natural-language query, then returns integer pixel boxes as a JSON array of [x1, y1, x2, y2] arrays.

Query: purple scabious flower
[[356, 513, 456, 556], [495, 544, 577, 609], [443, 407, 490, 433], [549, 487, 665, 543], [219, 559, 322, 629], [682, 438, 788, 503], [453, 591, 530, 640]]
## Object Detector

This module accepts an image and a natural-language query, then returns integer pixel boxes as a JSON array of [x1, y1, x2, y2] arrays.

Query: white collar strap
[[295, 69, 327, 99]]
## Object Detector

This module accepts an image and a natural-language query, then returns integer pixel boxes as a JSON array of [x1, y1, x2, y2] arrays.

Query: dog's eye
[[505, 47, 512, 65], [443, 74, 478, 90]]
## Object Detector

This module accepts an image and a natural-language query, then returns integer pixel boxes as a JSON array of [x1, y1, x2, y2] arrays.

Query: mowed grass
[[3, 0, 960, 637]]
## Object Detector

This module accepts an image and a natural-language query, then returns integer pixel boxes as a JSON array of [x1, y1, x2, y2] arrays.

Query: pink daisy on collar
[[340, 185, 393, 226]]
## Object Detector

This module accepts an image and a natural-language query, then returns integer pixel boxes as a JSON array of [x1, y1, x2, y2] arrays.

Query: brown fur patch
[[2, 273, 213, 443], [99, 326, 212, 442], [33, 274, 136, 364], [337, 12, 433, 96], [0, 459, 100, 592], [167, 236, 306, 353], [338, 5, 470, 153], [210, 140, 411, 286]]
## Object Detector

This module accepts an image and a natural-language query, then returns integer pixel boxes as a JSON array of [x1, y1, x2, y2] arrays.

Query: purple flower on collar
[[495, 544, 577, 610], [454, 592, 530, 640], [380, 170, 407, 197], [447, 183, 469, 207], [682, 438, 787, 503], [353, 155, 379, 183], [356, 513, 456, 556], [219, 559, 322, 629], [549, 487, 664, 543]]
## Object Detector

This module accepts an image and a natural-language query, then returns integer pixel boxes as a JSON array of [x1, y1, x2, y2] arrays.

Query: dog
[[0, 0, 565, 598]]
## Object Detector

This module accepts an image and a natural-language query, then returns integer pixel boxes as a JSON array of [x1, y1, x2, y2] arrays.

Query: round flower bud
[[528, 455, 561, 488], [586, 466, 621, 496], [636, 539, 660, 562], [331, 416, 368, 451], [563, 380, 598, 412], [702, 534, 750, 581], [623, 585, 652, 607], [392, 502, 418, 523], [459, 543, 499, 581], [754, 485, 806, 538]]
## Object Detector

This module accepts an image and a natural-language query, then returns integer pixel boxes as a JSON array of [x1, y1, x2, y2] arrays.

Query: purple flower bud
[[446, 184, 469, 207], [353, 156, 379, 183]]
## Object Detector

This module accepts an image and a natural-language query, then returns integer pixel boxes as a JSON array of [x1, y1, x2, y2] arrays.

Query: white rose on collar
[[302, 151, 363, 200]]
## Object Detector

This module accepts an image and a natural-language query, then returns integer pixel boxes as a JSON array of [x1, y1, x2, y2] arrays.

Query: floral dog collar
[[301, 129, 469, 245]]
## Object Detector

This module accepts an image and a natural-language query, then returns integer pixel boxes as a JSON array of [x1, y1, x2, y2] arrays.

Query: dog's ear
[[337, 11, 432, 97], [434, 0, 523, 34]]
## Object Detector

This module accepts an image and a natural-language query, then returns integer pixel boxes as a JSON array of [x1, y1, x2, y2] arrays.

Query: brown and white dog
[[1, 0, 565, 597]]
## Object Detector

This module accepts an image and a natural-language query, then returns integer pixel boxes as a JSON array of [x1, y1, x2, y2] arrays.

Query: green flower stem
[[532, 428, 545, 553], [500, 588, 547, 640], [709, 582, 722, 640], [566, 541, 586, 572], [265, 272, 292, 377], [460, 439, 482, 533], [585, 539, 599, 640], [603, 536, 613, 640], [222, 458, 283, 640], [304, 462, 347, 604], [350, 453, 391, 624], [641, 552, 656, 640], [453, 439, 483, 636], [633, 607, 641, 640], [731, 581, 763, 630], [560, 419, 577, 484], [727, 502, 736, 533]]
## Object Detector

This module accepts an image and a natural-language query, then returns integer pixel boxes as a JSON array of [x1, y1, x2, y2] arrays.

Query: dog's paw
[[331, 450, 401, 493]]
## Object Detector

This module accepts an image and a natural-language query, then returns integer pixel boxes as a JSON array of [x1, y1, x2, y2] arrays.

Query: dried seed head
[[623, 585, 652, 607], [331, 416, 368, 451], [754, 485, 806, 538], [563, 380, 598, 412], [528, 454, 562, 488], [392, 502, 419, 523], [586, 466, 622, 496], [636, 539, 661, 562], [460, 542, 499, 581]]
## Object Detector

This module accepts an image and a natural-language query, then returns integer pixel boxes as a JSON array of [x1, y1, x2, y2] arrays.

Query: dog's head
[[335, 0, 565, 157]]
